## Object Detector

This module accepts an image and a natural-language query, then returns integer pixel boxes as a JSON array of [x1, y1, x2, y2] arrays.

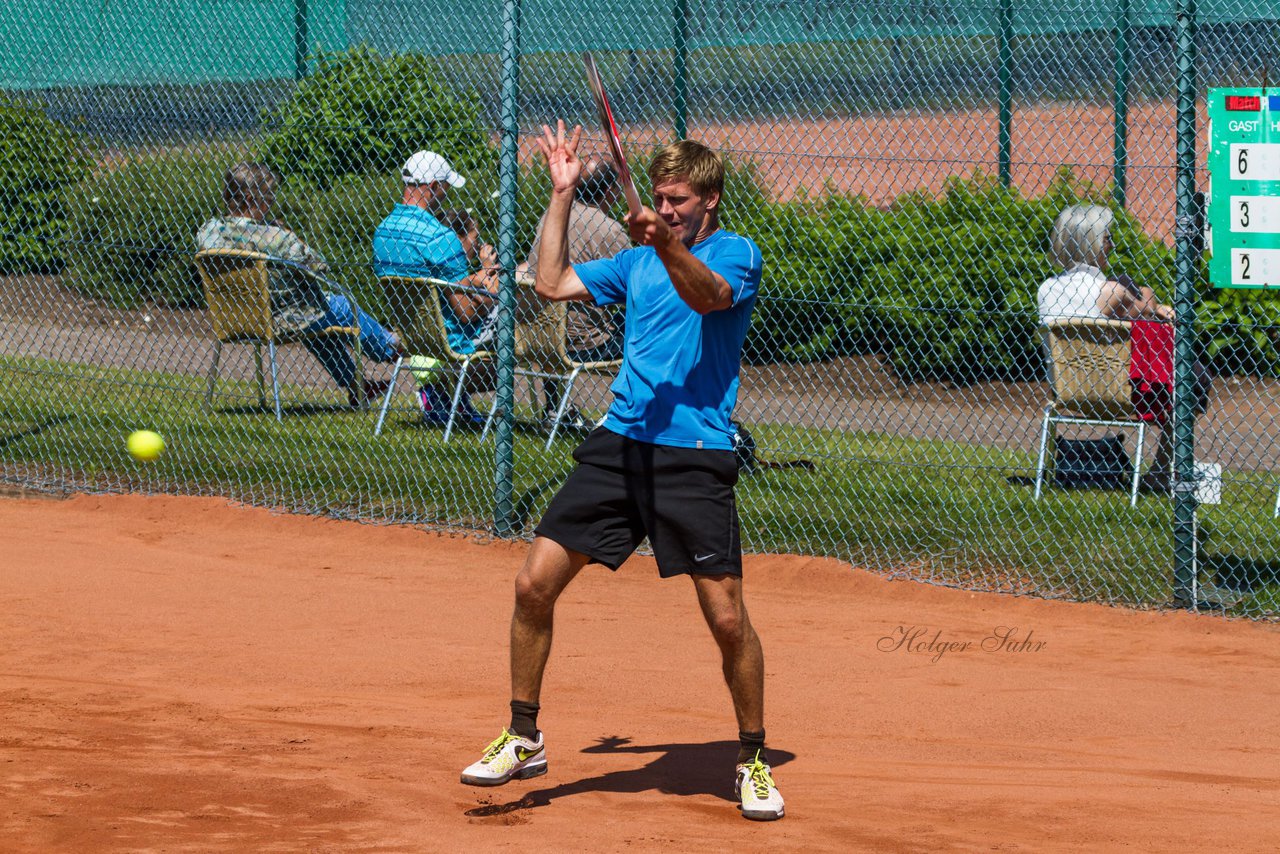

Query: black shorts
[[535, 428, 742, 578]]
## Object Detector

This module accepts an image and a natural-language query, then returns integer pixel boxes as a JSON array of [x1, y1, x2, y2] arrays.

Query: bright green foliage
[[1200, 288, 1280, 377], [259, 46, 494, 190], [60, 138, 1273, 382], [66, 145, 243, 307], [0, 99, 89, 273], [737, 169, 1177, 382]]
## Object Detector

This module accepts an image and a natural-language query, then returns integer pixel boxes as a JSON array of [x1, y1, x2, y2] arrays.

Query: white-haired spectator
[[1038, 204, 1173, 323], [1037, 204, 1209, 493]]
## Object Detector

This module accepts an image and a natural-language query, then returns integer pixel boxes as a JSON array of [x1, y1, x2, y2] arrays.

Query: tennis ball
[[126, 430, 165, 462]]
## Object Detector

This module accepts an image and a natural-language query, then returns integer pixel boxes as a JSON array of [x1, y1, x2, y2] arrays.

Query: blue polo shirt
[[372, 204, 482, 354], [575, 229, 761, 450]]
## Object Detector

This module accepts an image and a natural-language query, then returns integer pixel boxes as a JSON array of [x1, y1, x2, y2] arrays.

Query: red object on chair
[[1129, 319, 1174, 424]]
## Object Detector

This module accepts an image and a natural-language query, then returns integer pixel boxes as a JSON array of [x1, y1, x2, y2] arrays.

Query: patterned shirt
[[196, 216, 329, 335]]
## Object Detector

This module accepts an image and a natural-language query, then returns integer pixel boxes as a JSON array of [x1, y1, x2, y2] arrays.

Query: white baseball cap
[[401, 151, 466, 187]]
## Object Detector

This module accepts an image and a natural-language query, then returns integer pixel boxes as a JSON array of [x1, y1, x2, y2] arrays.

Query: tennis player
[[460, 121, 783, 821]]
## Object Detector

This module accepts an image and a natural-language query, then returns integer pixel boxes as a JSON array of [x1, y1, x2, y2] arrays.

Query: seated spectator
[[372, 151, 499, 425], [436, 208, 503, 352], [1038, 204, 1210, 491], [196, 161, 401, 407], [1038, 205, 1173, 324]]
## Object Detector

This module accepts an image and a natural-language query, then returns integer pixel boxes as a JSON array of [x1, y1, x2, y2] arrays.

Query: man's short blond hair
[[648, 139, 724, 198]]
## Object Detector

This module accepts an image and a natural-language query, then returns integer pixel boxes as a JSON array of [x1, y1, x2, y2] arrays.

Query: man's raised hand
[[536, 120, 584, 194]]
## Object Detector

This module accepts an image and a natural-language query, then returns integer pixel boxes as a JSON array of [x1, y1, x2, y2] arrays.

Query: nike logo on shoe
[[694, 553, 716, 562], [515, 746, 544, 762]]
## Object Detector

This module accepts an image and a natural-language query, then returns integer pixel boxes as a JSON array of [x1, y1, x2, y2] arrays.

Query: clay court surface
[[2, 493, 1278, 852]]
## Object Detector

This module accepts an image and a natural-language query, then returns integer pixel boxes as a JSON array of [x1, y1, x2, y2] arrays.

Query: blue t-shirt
[[372, 204, 483, 354], [575, 229, 761, 450]]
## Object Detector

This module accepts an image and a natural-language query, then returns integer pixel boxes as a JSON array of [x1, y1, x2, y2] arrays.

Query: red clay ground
[[2, 493, 1278, 852]]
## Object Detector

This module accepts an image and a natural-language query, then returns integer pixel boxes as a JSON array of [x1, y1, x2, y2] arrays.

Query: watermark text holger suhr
[[878, 626, 1047, 664]]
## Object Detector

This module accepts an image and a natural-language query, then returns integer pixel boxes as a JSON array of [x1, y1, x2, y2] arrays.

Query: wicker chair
[[1034, 318, 1147, 506], [374, 276, 494, 440], [194, 248, 363, 421], [509, 298, 623, 449]]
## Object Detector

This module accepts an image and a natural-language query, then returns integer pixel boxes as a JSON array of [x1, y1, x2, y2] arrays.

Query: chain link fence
[[2, 0, 1278, 619]]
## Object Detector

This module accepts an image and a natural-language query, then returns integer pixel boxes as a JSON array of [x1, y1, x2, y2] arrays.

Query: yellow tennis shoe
[[460, 728, 548, 786], [736, 752, 785, 820]]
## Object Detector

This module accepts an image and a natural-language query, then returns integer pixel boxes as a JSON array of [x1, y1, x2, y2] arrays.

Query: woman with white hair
[[1037, 204, 1207, 492], [1038, 204, 1173, 323]]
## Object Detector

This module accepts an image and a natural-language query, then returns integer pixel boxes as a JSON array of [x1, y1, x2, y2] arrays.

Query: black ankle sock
[[738, 729, 767, 765], [509, 700, 540, 740]]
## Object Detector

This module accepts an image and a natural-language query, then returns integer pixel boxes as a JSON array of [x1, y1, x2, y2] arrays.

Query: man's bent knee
[[513, 537, 583, 615], [514, 568, 559, 615], [705, 605, 750, 647]]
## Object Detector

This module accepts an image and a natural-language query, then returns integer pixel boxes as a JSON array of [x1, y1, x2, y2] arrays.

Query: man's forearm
[[655, 237, 731, 314], [534, 191, 575, 299]]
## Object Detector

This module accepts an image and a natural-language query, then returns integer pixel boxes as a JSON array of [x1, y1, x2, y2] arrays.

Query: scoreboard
[[1208, 88, 1280, 288]]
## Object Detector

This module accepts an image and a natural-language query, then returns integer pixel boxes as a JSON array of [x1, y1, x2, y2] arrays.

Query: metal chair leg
[[1033, 407, 1053, 501], [205, 341, 223, 409], [444, 359, 472, 443], [544, 366, 583, 451], [1130, 423, 1146, 508], [481, 390, 500, 440], [268, 341, 282, 421], [373, 356, 404, 436]]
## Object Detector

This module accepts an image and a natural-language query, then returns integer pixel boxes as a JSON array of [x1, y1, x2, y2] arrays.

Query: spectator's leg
[[326, 293, 400, 363], [543, 378, 564, 414], [302, 335, 356, 390], [1192, 360, 1212, 415], [1150, 425, 1172, 476]]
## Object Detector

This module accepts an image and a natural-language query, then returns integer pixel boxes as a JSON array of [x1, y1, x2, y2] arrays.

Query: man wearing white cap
[[373, 150, 499, 426]]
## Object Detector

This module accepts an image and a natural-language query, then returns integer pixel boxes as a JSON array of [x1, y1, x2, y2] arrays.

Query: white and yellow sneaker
[[736, 753, 785, 820], [460, 729, 548, 787]]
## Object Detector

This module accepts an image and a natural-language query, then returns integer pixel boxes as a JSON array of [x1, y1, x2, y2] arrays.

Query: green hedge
[[260, 45, 494, 190], [65, 46, 502, 308], [66, 144, 242, 307], [62, 132, 1280, 381], [734, 170, 1181, 381], [0, 99, 88, 274]]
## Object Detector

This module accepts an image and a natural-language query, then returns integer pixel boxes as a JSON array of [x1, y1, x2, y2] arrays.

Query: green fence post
[[1113, 0, 1131, 207], [997, 0, 1013, 188], [1172, 0, 1198, 606], [673, 0, 690, 141], [293, 0, 308, 81], [494, 0, 522, 537]]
